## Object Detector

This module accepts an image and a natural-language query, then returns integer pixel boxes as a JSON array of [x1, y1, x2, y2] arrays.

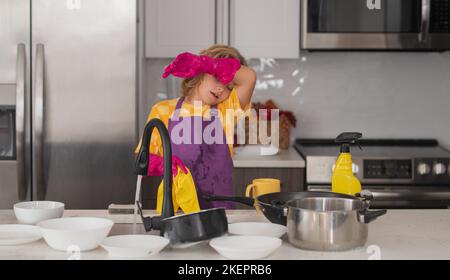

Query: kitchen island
[[0, 209, 449, 260]]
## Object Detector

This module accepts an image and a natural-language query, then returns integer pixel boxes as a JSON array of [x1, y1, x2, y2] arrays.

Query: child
[[136, 45, 256, 209]]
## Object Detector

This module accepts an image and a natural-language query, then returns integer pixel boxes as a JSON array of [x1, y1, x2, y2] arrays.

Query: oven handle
[[371, 190, 450, 201], [419, 0, 431, 44], [308, 186, 450, 201], [16, 43, 27, 200]]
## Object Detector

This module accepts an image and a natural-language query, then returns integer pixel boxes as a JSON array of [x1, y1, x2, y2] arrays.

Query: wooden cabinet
[[145, 0, 300, 58], [145, 0, 216, 57]]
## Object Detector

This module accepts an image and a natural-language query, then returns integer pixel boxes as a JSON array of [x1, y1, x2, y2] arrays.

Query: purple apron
[[168, 97, 234, 209]]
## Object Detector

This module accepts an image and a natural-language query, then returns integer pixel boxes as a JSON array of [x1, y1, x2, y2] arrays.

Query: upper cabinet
[[145, 0, 216, 57], [229, 0, 300, 59], [145, 0, 300, 58]]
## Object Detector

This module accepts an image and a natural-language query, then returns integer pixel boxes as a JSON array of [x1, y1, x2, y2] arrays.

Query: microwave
[[302, 0, 450, 50]]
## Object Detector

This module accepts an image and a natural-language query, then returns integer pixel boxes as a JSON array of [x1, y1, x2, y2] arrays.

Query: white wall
[[144, 51, 450, 149]]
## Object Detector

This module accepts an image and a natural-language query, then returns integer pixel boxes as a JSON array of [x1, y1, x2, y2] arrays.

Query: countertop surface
[[1, 209, 450, 260], [233, 146, 305, 168]]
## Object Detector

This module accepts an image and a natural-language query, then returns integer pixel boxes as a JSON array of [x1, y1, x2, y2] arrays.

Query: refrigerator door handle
[[34, 44, 45, 200], [16, 44, 27, 201], [419, 0, 431, 44]]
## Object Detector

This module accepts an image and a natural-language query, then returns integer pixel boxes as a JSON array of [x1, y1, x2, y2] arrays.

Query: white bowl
[[234, 144, 279, 156], [14, 201, 65, 225], [101, 235, 169, 258], [38, 217, 114, 251], [228, 222, 287, 238], [210, 235, 282, 260]]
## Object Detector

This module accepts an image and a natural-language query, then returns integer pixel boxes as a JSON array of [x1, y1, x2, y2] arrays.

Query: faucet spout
[[135, 118, 174, 220]]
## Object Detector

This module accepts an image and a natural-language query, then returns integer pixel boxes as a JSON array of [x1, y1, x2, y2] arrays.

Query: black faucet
[[135, 118, 174, 230]]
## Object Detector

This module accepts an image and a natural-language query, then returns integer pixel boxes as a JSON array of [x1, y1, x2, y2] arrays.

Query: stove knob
[[433, 163, 447, 176], [417, 163, 431, 176]]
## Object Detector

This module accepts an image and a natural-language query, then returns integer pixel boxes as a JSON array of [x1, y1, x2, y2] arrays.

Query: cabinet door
[[229, 0, 300, 58], [145, 0, 216, 57]]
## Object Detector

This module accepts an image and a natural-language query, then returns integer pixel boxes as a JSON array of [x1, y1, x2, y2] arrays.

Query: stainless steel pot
[[287, 197, 386, 251]]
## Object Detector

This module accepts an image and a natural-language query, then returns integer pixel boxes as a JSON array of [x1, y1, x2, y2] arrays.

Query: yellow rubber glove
[[174, 168, 200, 213], [156, 167, 200, 214], [156, 175, 180, 213]]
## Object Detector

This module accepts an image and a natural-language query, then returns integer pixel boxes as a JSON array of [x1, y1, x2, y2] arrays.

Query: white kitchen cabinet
[[145, 0, 300, 58], [229, 0, 300, 58], [145, 0, 216, 57]]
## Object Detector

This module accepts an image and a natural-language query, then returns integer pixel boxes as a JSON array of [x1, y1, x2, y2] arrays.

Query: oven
[[302, 0, 450, 50], [295, 139, 450, 209]]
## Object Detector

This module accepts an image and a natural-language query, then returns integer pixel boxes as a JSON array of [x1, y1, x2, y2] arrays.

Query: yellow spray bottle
[[332, 132, 363, 196]]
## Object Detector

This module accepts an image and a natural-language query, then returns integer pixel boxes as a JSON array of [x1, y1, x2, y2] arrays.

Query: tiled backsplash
[[144, 51, 450, 149]]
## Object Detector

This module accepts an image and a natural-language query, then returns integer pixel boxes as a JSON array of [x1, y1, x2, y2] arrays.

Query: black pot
[[136, 202, 228, 244], [135, 118, 228, 245]]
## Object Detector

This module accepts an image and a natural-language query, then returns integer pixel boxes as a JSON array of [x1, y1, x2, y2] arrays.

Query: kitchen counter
[[0, 209, 450, 260], [233, 146, 305, 168]]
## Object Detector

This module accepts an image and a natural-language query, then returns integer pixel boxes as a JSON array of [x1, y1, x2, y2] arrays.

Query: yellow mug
[[245, 178, 281, 211]]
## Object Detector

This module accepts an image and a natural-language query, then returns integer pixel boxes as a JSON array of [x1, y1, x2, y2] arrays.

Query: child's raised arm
[[232, 65, 257, 109]]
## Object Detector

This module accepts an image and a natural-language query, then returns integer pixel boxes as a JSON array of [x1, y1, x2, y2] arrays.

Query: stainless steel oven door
[[302, 0, 450, 50], [307, 185, 450, 209]]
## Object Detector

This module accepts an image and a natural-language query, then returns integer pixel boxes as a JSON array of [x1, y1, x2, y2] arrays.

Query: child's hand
[[172, 156, 188, 176], [162, 52, 240, 85], [210, 57, 241, 85], [148, 154, 188, 177], [161, 52, 202, 79]]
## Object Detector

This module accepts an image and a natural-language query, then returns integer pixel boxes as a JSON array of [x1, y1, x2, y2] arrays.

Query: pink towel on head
[[162, 52, 241, 85]]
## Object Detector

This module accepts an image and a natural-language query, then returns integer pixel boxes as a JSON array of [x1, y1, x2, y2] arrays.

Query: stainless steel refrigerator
[[0, 0, 137, 209]]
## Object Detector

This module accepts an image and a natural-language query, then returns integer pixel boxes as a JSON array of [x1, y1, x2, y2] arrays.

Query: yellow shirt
[[135, 88, 249, 157]]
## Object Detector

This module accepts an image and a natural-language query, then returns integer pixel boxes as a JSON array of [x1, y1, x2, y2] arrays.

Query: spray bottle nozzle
[[335, 132, 363, 153]]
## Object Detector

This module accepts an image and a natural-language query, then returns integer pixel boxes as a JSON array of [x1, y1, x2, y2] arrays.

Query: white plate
[[14, 201, 64, 225], [210, 235, 282, 260], [228, 222, 287, 238], [170, 240, 205, 249], [101, 235, 169, 258], [38, 217, 113, 251], [0, 225, 42, 246]]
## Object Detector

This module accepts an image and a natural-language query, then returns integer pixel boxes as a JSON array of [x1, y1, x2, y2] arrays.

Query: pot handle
[[357, 209, 387, 224], [201, 194, 255, 207], [355, 190, 375, 209], [136, 201, 162, 231], [355, 190, 374, 201]]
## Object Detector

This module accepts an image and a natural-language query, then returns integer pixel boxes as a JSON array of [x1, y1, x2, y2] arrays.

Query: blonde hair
[[181, 45, 247, 97]]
